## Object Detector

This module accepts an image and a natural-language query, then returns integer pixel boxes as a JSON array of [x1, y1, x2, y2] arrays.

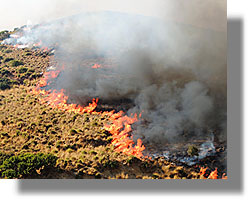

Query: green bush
[[27, 68, 35, 73], [102, 160, 119, 169], [17, 67, 28, 73], [14, 27, 20, 32], [0, 45, 7, 50], [10, 60, 24, 67], [0, 68, 11, 76], [0, 30, 10, 41], [0, 152, 57, 178], [25, 52, 32, 56], [187, 145, 199, 156], [4, 49, 12, 53], [29, 73, 39, 79], [0, 78, 11, 90], [3, 57, 14, 63], [0, 152, 11, 164]]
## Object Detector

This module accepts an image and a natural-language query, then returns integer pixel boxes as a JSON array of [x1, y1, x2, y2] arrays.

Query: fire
[[32, 72, 98, 114], [199, 167, 207, 177], [222, 173, 228, 179], [92, 64, 101, 69], [14, 44, 29, 49], [30, 61, 226, 177], [30, 40, 50, 52], [12, 39, 50, 51], [199, 167, 227, 179], [208, 168, 218, 179], [33, 40, 42, 47], [31, 64, 145, 159], [104, 111, 145, 158], [38, 70, 60, 87], [2, 27, 227, 179], [42, 89, 98, 114], [42, 47, 49, 52]]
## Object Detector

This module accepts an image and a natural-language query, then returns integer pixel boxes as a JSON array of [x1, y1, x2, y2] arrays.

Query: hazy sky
[[0, 0, 226, 31]]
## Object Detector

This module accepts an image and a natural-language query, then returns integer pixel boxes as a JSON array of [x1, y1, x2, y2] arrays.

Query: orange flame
[[92, 64, 101, 69], [222, 173, 228, 179], [31, 65, 145, 158], [33, 40, 42, 47], [199, 167, 226, 179], [32, 40, 50, 52], [32, 88, 98, 114], [208, 168, 218, 179], [104, 111, 145, 158], [30, 64, 227, 177], [199, 167, 207, 177], [42, 47, 49, 52], [38, 70, 60, 87]]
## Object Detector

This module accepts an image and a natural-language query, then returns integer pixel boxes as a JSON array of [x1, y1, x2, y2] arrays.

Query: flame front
[[92, 64, 101, 69], [104, 111, 145, 158], [199, 167, 227, 179], [31, 65, 145, 159], [31, 70, 98, 114], [30, 63, 227, 177]]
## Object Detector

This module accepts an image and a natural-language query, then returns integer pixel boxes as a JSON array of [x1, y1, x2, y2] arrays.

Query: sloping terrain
[[0, 44, 224, 179]]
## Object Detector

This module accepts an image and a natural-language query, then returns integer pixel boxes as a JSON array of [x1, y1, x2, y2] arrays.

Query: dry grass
[[0, 45, 202, 179]]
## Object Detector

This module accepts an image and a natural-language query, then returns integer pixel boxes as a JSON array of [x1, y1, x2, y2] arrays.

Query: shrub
[[3, 57, 14, 63], [0, 152, 11, 164], [17, 66, 28, 73], [69, 129, 77, 135], [55, 141, 62, 148], [29, 73, 40, 79], [0, 30, 10, 41], [14, 27, 20, 32], [0, 78, 11, 90], [25, 52, 32, 56], [187, 145, 199, 156], [0, 69, 11, 76], [10, 60, 24, 67], [102, 160, 119, 169], [0, 152, 57, 178], [0, 45, 7, 50], [27, 68, 35, 73], [4, 49, 12, 53]]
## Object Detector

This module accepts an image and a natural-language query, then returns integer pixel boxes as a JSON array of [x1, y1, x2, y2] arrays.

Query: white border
[[0, 1, 249, 199]]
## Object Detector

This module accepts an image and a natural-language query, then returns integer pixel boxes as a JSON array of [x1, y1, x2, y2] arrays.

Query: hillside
[[0, 16, 226, 180]]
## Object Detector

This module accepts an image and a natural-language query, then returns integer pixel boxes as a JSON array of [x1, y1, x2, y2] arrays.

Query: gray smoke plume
[[3, 10, 227, 146]]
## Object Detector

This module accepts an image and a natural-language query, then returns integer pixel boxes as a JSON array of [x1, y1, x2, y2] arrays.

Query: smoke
[[3, 5, 226, 146], [0, 0, 226, 32]]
